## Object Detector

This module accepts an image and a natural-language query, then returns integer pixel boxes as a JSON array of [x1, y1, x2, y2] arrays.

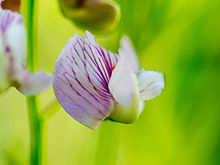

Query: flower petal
[[0, 8, 23, 33], [0, 8, 26, 62], [5, 14, 26, 63], [120, 36, 139, 72], [137, 69, 165, 100], [108, 49, 134, 106], [108, 73, 142, 123], [108, 39, 142, 123], [85, 31, 118, 70], [12, 66, 52, 96], [53, 33, 117, 129], [0, 34, 10, 92], [108, 35, 139, 106]]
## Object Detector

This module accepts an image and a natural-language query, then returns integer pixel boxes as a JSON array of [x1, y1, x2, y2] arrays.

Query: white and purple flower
[[53, 31, 165, 129], [0, 3, 52, 95]]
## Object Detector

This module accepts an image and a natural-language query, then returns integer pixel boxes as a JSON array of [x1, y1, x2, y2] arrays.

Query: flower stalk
[[26, 97, 43, 165], [26, 0, 43, 164]]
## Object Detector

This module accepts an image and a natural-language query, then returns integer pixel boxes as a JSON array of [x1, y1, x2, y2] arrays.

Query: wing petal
[[137, 70, 165, 100], [14, 67, 52, 96]]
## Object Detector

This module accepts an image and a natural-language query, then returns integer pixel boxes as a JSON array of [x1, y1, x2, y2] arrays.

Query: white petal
[[108, 45, 143, 123], [5, 12, 26, 63], [109, 35, 140, 106], [120, 36, 140, 71], [108, 73, 142, 123], [137, 70, 165, 100], [107, 36, 144, 123], [0, 34, 10, 92], [108, 47, 134, 106], [13, 67, 52, 96], [0, 8, 26, 64]]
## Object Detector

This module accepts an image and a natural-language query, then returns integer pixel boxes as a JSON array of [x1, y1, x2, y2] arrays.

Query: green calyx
[[58, 0, 120, 34], [108, 74, 142, 124]]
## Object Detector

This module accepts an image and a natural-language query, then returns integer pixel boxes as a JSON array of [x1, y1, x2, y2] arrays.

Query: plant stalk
[[26, 0, 43, 164], [26, 97, 43, 165]]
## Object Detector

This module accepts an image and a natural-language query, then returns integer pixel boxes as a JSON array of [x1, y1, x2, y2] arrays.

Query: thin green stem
[[27, 0, 34, 72], [26, 0, 43, 165], [26, 97, 43, 165]]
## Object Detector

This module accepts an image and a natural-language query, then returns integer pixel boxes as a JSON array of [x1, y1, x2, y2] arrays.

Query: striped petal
[[85, 31, 118, 70], [137, 70, 165, 100], [53, 32, 118, 129]]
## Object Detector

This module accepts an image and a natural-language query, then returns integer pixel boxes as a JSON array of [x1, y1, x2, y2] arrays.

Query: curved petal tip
[[15, 68, 53, 96], [137, 70, 165, 100]]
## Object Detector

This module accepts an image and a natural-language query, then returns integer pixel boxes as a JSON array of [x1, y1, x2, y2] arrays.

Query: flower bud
[[58, 0, 120, 34], [1, 0, 20, 12]]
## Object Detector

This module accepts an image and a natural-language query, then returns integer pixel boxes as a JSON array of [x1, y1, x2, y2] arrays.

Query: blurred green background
[[1, 0, 220, 164]]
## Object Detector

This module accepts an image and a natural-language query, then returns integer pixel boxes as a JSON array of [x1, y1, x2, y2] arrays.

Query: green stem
[[27, 0, 34, 72], [26, 0, 43, 165], [94, 121, 120, 165], [26, 97, 43, 165]]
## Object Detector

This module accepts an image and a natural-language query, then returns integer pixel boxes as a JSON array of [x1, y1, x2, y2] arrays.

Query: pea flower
[[53, 31, 165, 129], [58, 0, 120, 34], [0, 4, 52, 95]]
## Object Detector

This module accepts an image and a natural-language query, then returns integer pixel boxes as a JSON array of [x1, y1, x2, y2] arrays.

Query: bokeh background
[[1, 0, 220, 164]]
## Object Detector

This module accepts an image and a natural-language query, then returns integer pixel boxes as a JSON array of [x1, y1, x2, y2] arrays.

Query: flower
[[53, 31, 165, 129], [0, 5, 52, 95], [58, 0, 120, 34]]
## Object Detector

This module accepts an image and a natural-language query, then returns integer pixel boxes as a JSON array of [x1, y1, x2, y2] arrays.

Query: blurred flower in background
[[0, 5, 52, 95], [1, 0, 20, 12], [58, 0, 120, 33], [53, 31, 164, 129]]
